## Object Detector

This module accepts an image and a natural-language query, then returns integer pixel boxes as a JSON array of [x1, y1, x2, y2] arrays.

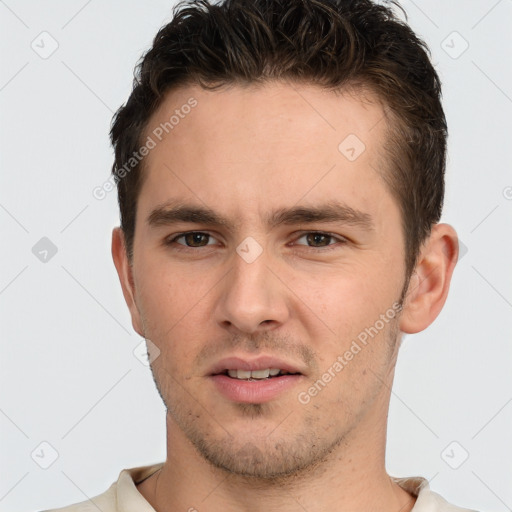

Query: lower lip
[[210, 374, 303, 403]]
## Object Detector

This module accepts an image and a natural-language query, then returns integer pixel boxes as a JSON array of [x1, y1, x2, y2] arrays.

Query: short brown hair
[[110, 0, 447, 278]]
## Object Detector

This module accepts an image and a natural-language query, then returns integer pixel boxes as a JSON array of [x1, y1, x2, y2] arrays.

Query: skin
[[112, 81, 458, 512]]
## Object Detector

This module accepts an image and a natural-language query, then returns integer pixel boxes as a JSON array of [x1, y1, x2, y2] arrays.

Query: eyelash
[[165, 231, 347, 253]]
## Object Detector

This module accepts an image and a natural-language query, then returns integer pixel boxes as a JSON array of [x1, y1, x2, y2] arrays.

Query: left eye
[[294, 232, 344, 249]]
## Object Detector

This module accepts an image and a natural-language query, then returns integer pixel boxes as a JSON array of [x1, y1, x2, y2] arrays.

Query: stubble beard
[[146, 316, 402, 483]]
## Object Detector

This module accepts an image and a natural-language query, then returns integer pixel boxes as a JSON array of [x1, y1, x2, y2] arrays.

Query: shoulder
[[35, 463, 163, 512], [392, 476, 481, 512], [427, 490, 481, 512]]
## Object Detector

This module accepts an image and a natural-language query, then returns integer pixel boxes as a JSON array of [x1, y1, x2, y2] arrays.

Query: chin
[[171, 404, 345, 481], [199, 434, 341, 480]]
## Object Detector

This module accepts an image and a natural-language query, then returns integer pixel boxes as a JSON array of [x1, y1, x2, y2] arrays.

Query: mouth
[[217, 368, 300, 381], [208, 355, 305, 378], [208, 356, 305, 403]]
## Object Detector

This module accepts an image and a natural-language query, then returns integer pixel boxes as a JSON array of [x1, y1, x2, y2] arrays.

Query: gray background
[[1, 1, 511, 510]]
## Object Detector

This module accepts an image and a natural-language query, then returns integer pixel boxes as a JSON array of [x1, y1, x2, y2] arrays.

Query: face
[[118, 82, 410, 479]]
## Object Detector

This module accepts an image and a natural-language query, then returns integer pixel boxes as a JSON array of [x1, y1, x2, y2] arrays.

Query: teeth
[[226, 368, 283, 380], [251, 369, 270, 379]]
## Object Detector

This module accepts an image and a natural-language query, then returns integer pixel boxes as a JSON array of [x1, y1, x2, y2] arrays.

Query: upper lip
[[208, 355, 305, 376]]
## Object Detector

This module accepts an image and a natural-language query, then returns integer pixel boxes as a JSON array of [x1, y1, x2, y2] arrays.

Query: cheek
[[291, 263, 393, 340], [289, 262, 401, 404], [133, 257, 216, 351], [137, 249, 212, 306]]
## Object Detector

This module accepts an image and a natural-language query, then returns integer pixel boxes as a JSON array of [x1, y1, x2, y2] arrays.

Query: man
[[43, 0, 478, 510]]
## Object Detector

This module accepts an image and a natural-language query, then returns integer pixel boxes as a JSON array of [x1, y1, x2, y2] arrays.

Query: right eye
[[165, 231, 219, 250]]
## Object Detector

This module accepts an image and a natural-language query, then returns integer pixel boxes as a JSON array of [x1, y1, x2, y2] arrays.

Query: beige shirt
[[41, 463, 478, 512]]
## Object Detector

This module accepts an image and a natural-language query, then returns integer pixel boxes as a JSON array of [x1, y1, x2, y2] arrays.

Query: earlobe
[[111, 227, 144, 337], [399, 224, 459, 334]]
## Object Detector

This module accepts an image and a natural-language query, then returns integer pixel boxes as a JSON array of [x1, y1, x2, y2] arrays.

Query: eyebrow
[[147, 200, 374, 231]]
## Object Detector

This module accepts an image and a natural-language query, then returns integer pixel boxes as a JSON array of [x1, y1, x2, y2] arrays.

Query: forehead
[[137, 81, 394, 228], [144, 81, 387, 157]]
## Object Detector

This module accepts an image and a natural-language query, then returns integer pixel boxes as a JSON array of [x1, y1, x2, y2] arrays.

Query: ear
[[399, 223, 459, 334], [111, 227, 144, 337]]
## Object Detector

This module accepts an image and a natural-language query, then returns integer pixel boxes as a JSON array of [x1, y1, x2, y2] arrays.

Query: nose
[[214, 243, 290, 334]]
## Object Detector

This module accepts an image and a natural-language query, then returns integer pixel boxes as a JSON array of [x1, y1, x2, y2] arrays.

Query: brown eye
[[170, 232, 216, 248], [305, 233, 332, 247], [295, 232, 339, 248], [183, 233, 209, 247]]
